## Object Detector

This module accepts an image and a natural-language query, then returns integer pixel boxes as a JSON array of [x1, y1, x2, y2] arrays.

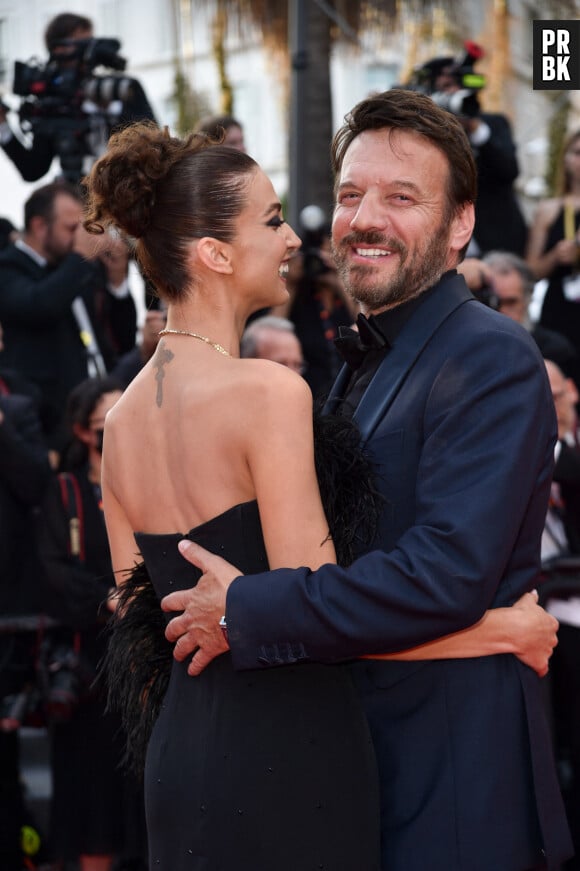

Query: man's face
[[51, 26, 93, 66], [223, 125, 246, 152], [434, 65, 459, 93], [256, 330, 304, 374], [41, 193, 82, 265], [490, 268, 528, 323], [332, 127, 473, 314]]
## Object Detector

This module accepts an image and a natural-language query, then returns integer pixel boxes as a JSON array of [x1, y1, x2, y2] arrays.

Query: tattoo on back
[[153, 342, 174, 407]]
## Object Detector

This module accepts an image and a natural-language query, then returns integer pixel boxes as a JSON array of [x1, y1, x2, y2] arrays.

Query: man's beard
[[44, 229, 70, 266], [332, 222, 452, 311]]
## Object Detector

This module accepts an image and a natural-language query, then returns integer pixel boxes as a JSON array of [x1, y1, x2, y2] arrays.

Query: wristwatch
[[219, 615, 228, 644]]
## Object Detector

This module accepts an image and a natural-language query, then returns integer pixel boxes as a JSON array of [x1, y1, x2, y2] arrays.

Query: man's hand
[[98, 234, 130, 288], [73, 224, 112, 261], [161, 540, 243, 676]]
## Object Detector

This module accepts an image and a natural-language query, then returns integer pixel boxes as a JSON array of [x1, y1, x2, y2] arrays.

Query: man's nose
[[349, 193, 388, 233]]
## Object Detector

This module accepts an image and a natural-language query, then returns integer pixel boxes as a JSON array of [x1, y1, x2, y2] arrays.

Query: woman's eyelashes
[[266, 214, 285, 229]]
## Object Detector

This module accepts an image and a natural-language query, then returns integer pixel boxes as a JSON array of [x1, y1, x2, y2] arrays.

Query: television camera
[[12, 37, 138, 182], [406, 41, 487, 119]]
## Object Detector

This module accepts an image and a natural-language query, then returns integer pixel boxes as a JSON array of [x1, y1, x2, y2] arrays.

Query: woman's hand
[[552, 237, 580, 268], [511, 590, 558, 677]]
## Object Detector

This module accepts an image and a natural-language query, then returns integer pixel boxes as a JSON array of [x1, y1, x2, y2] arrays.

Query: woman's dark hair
[[331, 88, 478, 218], [59, 376, 123, 471], [83, 122, 258, 302]]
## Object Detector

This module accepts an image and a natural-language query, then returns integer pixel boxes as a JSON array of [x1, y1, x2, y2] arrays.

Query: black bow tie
[[334, 313, 389, 369]]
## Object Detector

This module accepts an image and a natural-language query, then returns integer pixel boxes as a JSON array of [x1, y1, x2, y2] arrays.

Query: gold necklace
[[158, 328, 231, 357]]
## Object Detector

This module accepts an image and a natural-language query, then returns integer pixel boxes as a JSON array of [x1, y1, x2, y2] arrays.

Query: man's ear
[[195, 237, 234, 275], [28, 215, 47, 240], [449, 202, 475, 255]]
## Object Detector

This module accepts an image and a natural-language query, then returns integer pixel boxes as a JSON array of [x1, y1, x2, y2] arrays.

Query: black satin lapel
[[322, 364, 352, 415], [354, 276, 474, 443]]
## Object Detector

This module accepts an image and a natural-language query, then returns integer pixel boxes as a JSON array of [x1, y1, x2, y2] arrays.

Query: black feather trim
[[102, 411, 382, 776], [100, 561, 172, 777], [313, 411, 383, 566]]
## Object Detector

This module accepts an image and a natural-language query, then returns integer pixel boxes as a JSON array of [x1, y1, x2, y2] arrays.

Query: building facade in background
[[0, 0, 577, 233]]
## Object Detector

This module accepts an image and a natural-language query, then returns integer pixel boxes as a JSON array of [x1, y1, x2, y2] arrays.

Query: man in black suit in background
[[0, 181, 136, 454]]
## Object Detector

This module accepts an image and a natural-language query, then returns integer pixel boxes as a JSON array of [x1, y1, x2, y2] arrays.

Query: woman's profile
[[83, 122, 557, 870]]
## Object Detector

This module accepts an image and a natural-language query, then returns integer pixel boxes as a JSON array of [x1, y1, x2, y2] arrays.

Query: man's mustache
[[334, 232, 407, 257]]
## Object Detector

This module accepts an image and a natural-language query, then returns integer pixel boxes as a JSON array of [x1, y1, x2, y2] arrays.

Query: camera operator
[[0, 12, 156, 183], [405, 43, 527, 258]]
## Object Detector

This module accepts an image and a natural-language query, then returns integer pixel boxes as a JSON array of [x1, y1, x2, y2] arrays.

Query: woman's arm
[[245, 364, 337, 571], [526, 198, 577, 279], [364, 591, 558, 677]]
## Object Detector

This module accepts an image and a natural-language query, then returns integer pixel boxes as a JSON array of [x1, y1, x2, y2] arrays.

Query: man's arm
[[0, 106, 55, 182], [0, 254, 96, 323], [168, 322, 556, 673], [474, 113, 520, 184]]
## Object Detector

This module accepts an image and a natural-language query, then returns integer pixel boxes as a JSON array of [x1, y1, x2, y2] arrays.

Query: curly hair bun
[[84, 122, 206, 239]]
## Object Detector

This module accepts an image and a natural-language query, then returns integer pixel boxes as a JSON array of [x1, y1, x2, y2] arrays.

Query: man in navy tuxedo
[[163, 90, 572, 870]]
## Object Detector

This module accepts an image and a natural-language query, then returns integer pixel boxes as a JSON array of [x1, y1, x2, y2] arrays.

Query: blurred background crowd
[[0, 2, 579, 870]]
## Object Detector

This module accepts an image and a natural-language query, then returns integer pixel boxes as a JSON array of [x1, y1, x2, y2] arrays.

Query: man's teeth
[[355, 248, 390, 257], [279, 263, 289, 276]]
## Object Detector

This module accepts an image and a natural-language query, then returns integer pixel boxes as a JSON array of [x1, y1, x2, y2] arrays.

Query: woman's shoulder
[[234, 358, 312, 402], [230, 359, 314, 432]]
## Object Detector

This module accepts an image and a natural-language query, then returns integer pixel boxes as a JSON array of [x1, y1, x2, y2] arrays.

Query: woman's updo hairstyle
[[83, 121, 258, 301]]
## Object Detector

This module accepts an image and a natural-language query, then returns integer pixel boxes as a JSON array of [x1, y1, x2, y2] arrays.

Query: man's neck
[[16, 237, 47, 267]]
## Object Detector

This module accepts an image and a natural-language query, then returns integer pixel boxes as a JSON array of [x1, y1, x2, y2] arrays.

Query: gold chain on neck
[[158, 328, 231, 357]]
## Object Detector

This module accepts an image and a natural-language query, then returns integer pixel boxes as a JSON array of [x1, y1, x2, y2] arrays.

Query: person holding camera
[[413, 45, 528, 258], [0, 180, 138, 456], [0, 12, 156, 183]]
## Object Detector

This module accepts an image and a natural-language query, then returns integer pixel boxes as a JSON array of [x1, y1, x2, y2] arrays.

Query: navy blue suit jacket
[[227, 272, 573, 870]]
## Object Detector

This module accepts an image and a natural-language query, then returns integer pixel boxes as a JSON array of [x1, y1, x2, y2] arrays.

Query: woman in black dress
[[82, 122, 557, 871], [527, 128, 580, 361]]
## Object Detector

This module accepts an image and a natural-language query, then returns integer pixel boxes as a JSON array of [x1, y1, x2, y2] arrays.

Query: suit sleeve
[[226, 324, 556, 668], [476, 114, 520, 184], [1, 130, 55, 182], [0, 253, 96, 324]]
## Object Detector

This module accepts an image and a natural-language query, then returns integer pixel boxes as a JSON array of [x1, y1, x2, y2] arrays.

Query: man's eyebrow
[[336, 179, 422, 194]]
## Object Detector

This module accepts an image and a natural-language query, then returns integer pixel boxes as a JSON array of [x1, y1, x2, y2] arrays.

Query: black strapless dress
[[135, 500, 380, 871]]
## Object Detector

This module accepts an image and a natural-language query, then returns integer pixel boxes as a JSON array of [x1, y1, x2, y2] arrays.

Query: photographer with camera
[[0, 12, 156, 183], [0, 180, 138, 457], [404, 42, 528, 258]]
